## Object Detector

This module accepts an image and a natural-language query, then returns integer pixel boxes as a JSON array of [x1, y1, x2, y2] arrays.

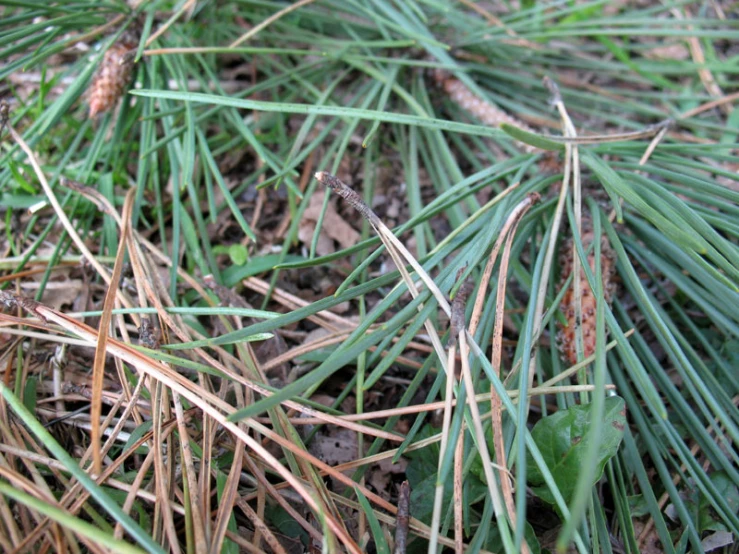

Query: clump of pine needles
[[0, 2, 737, 554]]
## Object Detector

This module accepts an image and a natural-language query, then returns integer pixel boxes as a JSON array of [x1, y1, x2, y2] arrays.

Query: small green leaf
[[8, 159, 36, 193], [228, 244, 248, 266], [627, 495, 651, 518], [409, 473, 448, 524], [223, 253, 303, 286], [527, 396, 626, 506], [264, 504, 308, 546], [23, 377, 37, 413], [123, 420, 153, 455]]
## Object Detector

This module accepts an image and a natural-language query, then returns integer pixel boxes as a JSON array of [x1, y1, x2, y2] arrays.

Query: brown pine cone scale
[[88, 28, 140, 118], [556, 217, 617, 366]]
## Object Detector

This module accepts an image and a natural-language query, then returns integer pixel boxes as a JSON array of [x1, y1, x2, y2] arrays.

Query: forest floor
[[0, 1, 738, 553]]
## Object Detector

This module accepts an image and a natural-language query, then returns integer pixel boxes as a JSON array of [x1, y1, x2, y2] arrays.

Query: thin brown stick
[[152, 382, 181, 553], [489, 198, 536, 554], [468, 191, 540, 337], [539, 119, 672, 145], [89, 188, 134, 475], [114, 445, 156, 540], [251, 384, 614, 426], [453, 433, 464, 553], [211, 411, 250, 553], [640, 125, 670, 166], [317, 171, 380, 225], [679, 91, 739, 120], [315, 172, 452, 317], [200, 412, 215, 550], [229, 0, 317, 47], [394, 481, 411, 554], [236, 496, 289, 554], [675, 7, 732, 115], [0, 100, 9, 137], [173, 392, 207, 552], [145, 0, 196, 47], [255, 482, 267, 552], [458, 333, 507, 524]]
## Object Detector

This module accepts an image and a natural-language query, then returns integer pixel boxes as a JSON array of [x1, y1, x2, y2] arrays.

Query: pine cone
[[88, 28, 140, 118], [556, 217, 617, 366], [430, 69, 539, 153]]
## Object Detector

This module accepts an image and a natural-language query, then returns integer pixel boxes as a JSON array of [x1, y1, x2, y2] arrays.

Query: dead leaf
[[702, 531, 734, 552], [309, 428, 357, 466], [368, 456, 408, 499], [21, 280, 84, 311], [643, 43, 690, 61], [632, 520, 667, 554], [298, 191, 361, 256]]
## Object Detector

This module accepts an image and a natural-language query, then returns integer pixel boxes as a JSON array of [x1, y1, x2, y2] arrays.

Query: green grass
[[0, 1, 737, 553]]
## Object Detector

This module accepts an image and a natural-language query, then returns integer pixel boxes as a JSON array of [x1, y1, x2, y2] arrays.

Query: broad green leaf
[[527, 396, 626, 505], [697, 472, 739, 534]]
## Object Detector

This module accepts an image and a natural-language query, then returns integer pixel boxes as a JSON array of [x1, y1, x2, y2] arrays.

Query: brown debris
[[556, 216, 617, 366], [393, 480, 410, 554], [298, 190, 361, 256], [430, 68, 540, 153], [88, 25, 141, 118]]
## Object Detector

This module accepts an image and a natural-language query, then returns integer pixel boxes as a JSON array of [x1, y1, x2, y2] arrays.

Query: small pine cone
[[88, 29, 139, 118], [556, 217, 617, 366], [430, 69, 540, 153]]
